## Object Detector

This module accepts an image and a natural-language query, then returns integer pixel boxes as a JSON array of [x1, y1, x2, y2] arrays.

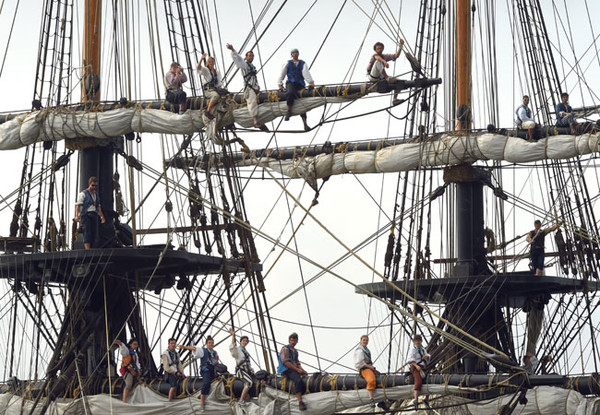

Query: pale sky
[[0, 0, 599, 378]]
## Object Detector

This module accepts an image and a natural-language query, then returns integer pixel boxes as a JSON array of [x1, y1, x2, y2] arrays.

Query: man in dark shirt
[[526, 219, 561, 276], [555, 92, 578, 134]]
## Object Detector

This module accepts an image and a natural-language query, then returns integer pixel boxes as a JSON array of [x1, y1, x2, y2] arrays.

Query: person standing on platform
[[527, 219, 561, 276], [277, 48, 314, 131], [74, 176, 106, 250]]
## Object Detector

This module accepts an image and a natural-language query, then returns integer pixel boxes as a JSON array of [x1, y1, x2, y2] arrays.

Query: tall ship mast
[[0, 1, 599, 414]]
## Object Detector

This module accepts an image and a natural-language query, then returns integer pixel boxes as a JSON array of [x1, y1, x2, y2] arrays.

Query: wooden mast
[[83, 0, 101, 102], [456, 0, 471, 129]]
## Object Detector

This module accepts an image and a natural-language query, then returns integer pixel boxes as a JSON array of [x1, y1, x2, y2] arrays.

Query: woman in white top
[[353, 335, 377, 408]]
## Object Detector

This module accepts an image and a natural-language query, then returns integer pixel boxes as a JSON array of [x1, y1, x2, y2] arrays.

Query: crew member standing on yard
[[179, 336, 220, 411], [556, 92, 578, 134], [115, 339, 141, 403], [161, 338, 185, 402], [229, 328, 254, 406], [197, 54, 224, 121], [278, 332, 308, 411], [74, 176, 105, 250], [367, 40, 404, 106], [526, 219, 561, 276], [164, 62, 188, 114], [277, 48, 314, 131], [515, 95, 537, 141], [354, 335, 378, 408], [226, 43, 269, 132], [406, 334, 430, 408]]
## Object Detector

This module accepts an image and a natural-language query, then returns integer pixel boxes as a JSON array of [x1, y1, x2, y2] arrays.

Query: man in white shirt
[[515, 95, 537, 141], [406, 334, 430, 407], [197, 54, 224, 121], [277, 48, 315, 131], [226, 43, 268, 132], [74, 176, 106, 250], [164, 62, 188, 114]]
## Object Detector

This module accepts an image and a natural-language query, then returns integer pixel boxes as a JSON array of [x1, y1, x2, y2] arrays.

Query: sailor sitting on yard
[[515, 95, 537, 141], [556, 92, 578, 135], [406, 334, 430, 408], [164, 62, 188, 114], [277, 48, 314, 131], [277, 332, 308, 411], [367, 40, 404, 106], [354, 334, 378, 408], [161, 338, 185, 402], [115, 339, 141, 403], [229, 328, 254, 406], [523, 352, 539, 374], [198, 54, 225, 121]]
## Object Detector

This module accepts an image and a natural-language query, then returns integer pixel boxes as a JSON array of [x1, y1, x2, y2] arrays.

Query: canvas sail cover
[[237, 133, 600, 188], [0, 383, 597, 414]]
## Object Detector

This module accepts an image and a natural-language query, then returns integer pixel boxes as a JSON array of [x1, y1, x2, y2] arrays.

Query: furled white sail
[[237, 133, 600, 188], [0, 96, 355, 150], [0, 383, 597, 415]]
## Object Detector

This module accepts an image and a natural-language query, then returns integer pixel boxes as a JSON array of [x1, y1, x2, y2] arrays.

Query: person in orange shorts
[[407, 334, 430, 407], [354, 334, 378, 408]]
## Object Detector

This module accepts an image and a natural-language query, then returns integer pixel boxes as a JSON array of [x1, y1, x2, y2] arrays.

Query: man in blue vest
[[278, 332, 308, 411], [277, 49, 315, 131], [556, 92, 578, 134], [74, 176, 106, 250]]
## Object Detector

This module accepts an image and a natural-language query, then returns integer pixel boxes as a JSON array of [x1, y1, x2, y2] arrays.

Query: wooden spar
[[83, 0, 101, 102], [456, 0, 471, 128]]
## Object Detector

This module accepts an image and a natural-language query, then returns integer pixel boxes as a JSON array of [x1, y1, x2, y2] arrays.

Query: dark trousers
[[284, 369, 305, 395], [531, 249, 544, 271], [285, 81, 305, 108], [81, 212, 99, 246], [201, 367, 215, 395], [166, 90, 187, 111]]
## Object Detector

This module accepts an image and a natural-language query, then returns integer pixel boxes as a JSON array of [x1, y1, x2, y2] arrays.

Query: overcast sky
[[0, 0, 599, 377]]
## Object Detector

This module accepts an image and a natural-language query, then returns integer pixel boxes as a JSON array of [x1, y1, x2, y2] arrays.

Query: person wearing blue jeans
[[556, 92, 578, 134]]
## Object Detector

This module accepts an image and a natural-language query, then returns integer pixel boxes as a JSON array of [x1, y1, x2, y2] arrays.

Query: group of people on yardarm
[[112, 331, 431, 411], [162, 40, 405, 131], [515, 92, 579, 140]]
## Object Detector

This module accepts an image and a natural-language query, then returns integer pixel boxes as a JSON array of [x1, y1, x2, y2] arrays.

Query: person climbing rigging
[[179, 336, 220, 412], [354, 334, 378, 408], [556, 92, 578, 135], [277, 332, 308, 411], [515, 95, 537, 141], [526, 219, 561, 276], [229, 328, 255, 406], [226, 43, 269, 132], [164, 62, 188, 114], [367, 40, 404, 106], [277, 48, 314, 131], [115, 339, 141, 403], [74, 176, 106, 250], [161, 338, 185, 402], [406, 334, 430, 408], [197, 54, 225, 121]]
